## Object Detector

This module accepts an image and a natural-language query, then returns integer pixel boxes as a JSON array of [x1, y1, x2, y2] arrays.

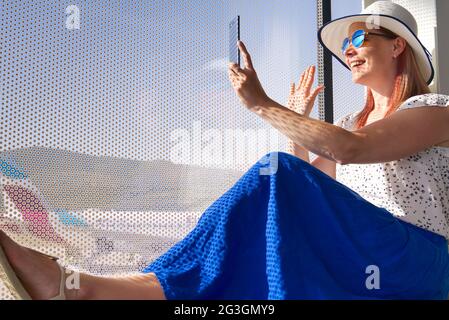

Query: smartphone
[[229, 15, 240, 67]]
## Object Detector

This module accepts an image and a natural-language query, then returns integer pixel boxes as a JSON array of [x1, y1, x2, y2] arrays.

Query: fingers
[[229, 74, 240, 88], [297, 71, 306, 91], [290, 83, 295, 95], [228, 69, 240, 81], [228, 63, 246, 88], [228, 63, 247, 85], [294, 65, 318, 94], [228, 62, 244, 75], [296, 65, 315, 91], [237, 41, 254, 71], [311, 85, 325, 99], [305, 65, 316, 90]]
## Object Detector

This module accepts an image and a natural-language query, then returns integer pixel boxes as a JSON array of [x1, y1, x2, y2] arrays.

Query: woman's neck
[[369, 79, 396, 114]]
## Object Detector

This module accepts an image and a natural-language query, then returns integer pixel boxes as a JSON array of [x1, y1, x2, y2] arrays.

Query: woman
[[1, 1, 449, 299]]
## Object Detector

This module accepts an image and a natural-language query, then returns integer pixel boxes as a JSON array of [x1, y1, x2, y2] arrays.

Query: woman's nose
[[344, 45, 357, 57]]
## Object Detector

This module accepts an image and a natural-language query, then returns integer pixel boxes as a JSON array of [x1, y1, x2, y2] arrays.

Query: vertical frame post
[[317, 0, 334, 123]]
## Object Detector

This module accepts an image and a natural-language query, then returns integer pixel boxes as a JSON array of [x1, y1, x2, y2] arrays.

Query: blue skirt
[[143, 152, 449, 299]]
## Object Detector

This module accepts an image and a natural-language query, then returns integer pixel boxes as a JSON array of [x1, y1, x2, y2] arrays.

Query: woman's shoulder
[[334, 93, 449, 130], [398, 93, 449, 111]]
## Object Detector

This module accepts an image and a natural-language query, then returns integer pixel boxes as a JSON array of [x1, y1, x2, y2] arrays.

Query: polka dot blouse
[[335, 93, 449, 240]]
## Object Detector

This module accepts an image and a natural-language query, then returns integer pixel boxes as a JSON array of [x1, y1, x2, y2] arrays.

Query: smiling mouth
[[350, 60, 365, 69]]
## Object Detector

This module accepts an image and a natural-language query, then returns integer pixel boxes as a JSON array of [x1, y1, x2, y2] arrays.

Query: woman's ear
[[393, 37, 406, 58]]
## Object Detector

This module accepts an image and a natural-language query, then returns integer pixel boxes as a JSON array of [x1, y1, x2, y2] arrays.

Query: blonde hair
[[354, 28, 431, 129]]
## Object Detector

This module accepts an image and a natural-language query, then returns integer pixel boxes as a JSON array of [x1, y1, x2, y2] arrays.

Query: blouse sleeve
[[397, 93, 449, 111], [334, 115, 348, 128], [396, 94, 449, 154], [334, 112, 359, 130]]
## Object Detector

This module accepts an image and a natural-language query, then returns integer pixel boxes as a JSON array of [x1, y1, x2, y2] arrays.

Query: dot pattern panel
[[0, 0, 317, 299]]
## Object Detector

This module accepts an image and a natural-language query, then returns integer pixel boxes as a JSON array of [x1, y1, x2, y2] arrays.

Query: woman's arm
[[285, 65, 324, 164], [228, 41, 449, 165], [227, 41, 355, 164], [348, 106, 449, 163], [254, 99, 449, 164], [238, 91, 449, 164], [252, 99, 356, 164], [311, 156, 336, 179], [287, 140, 310, 163]]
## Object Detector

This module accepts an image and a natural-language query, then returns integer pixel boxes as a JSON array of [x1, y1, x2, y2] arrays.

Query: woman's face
[[344, 22, 405, 88]]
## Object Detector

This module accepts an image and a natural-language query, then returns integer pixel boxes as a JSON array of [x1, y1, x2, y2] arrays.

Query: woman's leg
[[0, 153, 280, 300], [143, 152, 449, 299], [0, 230, 166, 300], [2, 151, 448, 299], [79, 272, 166, 300]]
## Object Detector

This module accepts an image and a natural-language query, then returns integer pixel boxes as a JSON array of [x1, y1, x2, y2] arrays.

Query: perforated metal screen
[[0, 0, 319, 299]]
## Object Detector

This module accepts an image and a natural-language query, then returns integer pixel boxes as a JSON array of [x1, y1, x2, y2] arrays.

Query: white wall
[[434, 0, 449, 94]]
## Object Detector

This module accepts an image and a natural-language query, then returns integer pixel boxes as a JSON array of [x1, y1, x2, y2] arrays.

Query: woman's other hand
[[228, 41, 270, 110], [287, 65, 324, 117], [286, 66, 324, 160]]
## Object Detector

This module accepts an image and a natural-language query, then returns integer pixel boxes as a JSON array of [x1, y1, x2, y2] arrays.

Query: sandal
[[0, 242, 67, 300]]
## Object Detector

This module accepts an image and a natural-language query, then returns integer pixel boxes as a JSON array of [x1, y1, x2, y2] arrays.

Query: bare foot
[[0, 230, 84, 300]]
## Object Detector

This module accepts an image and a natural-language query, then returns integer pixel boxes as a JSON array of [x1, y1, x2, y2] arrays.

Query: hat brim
[[317, 14, 434, 85]]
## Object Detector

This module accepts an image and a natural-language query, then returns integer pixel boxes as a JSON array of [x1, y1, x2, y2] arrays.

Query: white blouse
[[335, 93, 449, 240]]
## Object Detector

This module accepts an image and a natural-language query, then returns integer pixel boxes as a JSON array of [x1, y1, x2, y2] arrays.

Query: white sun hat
[[318, 1, 434, 84]]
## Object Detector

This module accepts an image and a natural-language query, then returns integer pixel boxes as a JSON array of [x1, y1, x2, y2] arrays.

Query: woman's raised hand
[[287, 66, 324, 117], [228, 41, 270, 110]]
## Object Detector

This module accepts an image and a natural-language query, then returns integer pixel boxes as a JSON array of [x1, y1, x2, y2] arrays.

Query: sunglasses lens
[[341, 38, 349, 54], [352, 30, 365, 48]]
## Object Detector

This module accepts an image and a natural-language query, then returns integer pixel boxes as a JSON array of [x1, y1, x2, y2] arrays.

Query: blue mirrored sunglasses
[[341, 29, 397, 55]]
